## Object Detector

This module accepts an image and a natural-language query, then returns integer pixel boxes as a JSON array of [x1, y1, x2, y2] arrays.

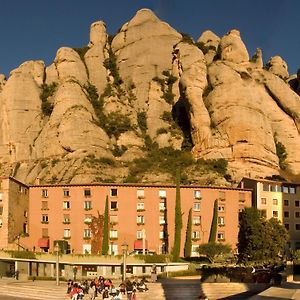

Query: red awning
[[38, 238, 49, 248], [134, 240, 148, 250]]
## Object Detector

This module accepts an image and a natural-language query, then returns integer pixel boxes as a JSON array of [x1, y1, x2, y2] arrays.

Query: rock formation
[[0, 8, 299, 184]]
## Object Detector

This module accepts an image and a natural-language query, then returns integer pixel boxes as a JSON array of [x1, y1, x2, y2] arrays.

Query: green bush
[[180, 33, 195, 45], [102, 112, 132, 138], [157, 128, 168, 135], [137, 111, 148, 133], [9, 250, 36, 259], [40, 82, 58, 116], [275, 140, 287, 170]]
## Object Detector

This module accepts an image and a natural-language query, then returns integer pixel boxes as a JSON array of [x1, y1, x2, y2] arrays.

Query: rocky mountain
[[0, 9, 299, 185]]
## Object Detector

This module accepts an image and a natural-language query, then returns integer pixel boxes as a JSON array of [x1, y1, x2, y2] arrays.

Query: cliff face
[[0, 9, 299, 184]]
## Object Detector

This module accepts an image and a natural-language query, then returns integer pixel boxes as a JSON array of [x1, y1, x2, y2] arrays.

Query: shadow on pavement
[[159, 278, 202, 300]]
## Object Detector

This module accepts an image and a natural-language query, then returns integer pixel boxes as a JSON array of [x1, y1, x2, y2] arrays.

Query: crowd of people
[[67, 276, 149, 300]]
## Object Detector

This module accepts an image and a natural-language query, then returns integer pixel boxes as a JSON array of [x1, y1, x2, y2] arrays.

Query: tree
[[172, 169, 182, 261], [89, 212, 104, 254], [102, 196, 109, 255], [238, 207, 288, 263], [184, 208, 192, 258], [198, 242, 231, 263], [208, 199, 218, 242]]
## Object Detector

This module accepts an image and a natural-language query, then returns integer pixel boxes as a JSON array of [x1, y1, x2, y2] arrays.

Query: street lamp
[[121, 242, 128, 282], [54, 242, 60, 286]]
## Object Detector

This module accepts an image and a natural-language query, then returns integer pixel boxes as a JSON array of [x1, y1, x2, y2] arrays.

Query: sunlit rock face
[[0, 9, 300, 184]]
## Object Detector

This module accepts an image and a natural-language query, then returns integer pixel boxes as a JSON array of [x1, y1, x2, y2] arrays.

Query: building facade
[[1, 177, 252, 256], [0, 177, 29, 249], [240, 178, 300, 249]]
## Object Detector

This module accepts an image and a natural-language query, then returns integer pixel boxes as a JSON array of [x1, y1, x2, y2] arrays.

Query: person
[[119, 282, 126, 295], [112, 290, 122, 300], [69, 283, 80, 300], [15, 270, 19, 280], [88, 281, 96, 300], [137, 278, 148, 292], [151, 264, 157, 282], [125, 279, 133, 300], [67, 280, 73, 294], [102, 286, 110, 300]]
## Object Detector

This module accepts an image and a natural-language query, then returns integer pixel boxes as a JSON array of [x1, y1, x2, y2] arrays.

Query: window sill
[[137, 209, 145, 212], [63, 237, 71, 240], [41, 221, 49, 224], [63, 221, 71, 224], [83, 237, 91, 240], [110, 237, 118, 241], [84, 208, 92, 211], [137, 222, 145, 226]]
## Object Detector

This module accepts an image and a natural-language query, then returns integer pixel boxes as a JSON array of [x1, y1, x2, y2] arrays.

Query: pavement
[[2, 277, 300, 299]]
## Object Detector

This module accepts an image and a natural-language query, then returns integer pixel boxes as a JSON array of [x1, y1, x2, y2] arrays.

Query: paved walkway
[[0, 278, 202, 300], [4, 278, 300, 299]]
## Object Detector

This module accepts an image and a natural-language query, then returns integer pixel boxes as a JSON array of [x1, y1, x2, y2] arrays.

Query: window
[[0, 219, 2, 228], [193, 202, 201, 211], [270, 185, 276, 192], [110, 230, 118, 238], [63, 214, 70, 224], [41, 201, 48, 210], [260, 209, 267, 218], [192, 231, 200, 240], [84, 201, 92, 210], [63, 189, 70, 197], [284, 224, 290, 230], [283, 186, 289, 193], [296, 212, 300, 218], [272, 211, 279, 218], [277, 186, 282, 192], [296, 224, 300, 231], [239, 193, 245, 202], [0, 192, 3, 201], [159, 202, 166, 211], [218, 205, 225, 212], [159, 216, 166, 224], [84, 189, 91, 197], [218, 216, 225, 225], [159, 190, 167, 198], [137, 215, 145, 225], [194, 190, 201, 199], [63, 201, 70, 210], [290, 186, 296, 194], [110, 201, 118, 210], [217, 232, 225, 240], [41, 189, 48, 198], [192, 245, 199, 256], [263, 184, 269, 192], [42, 228, 48, 238], [110, 188, 118, 197], [0, 206, 3, 215], [110, 215, 118, 224], [84, 229, 91, 238], [273, 199, 278, 205], [137, 202, 145, 211], [41, 215, 48, 223], [261, 198, 267, 205], [284, 211, 289, 218], [84, 214, 92, 223], [296, 200, 300, 207], [159, 231, 166, 239], [137, 230, 144, 239], [219, 191, 226, 201], [193, 216, 201, 225], [64, 229, 71, 238], [137, 189, 145, 198], [284, 200, 289, 206]]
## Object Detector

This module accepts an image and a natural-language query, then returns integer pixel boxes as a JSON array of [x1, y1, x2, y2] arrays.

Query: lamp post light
[[121, 242, 128, 282], [54, 242, 60, 286]]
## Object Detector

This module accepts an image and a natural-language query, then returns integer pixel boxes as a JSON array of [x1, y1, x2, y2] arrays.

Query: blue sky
[[0, 0, 299, 77]]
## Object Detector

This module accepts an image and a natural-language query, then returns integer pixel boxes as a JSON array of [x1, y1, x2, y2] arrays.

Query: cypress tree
[[208, 199, 218, 243], [172, 170, 182, 261], [102, 195, 109, 255], [184, 208, 192, 258]]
